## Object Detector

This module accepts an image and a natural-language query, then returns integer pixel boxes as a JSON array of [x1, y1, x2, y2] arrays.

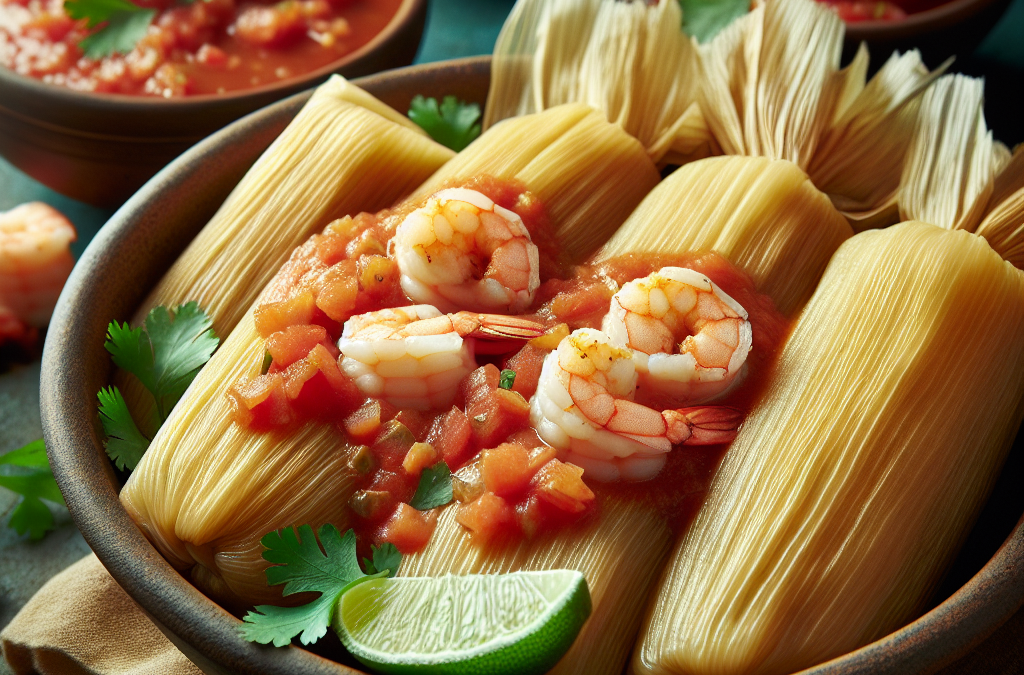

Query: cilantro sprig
[[0, 439, 66, 540], [64, 0, 156, 59], [408, 95, 482, 152], [97, 302, 218, 471], [239, 525, 401, 647], [409, 461, 452, 511]]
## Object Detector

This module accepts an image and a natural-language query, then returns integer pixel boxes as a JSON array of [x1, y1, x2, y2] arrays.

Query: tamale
[[400, 498, 672, 675], [632, 221, 1024, 675], [697, 0, 943, 227], [597, 156, 852, 316], [485, 0, 711, 165], [120, 307, 361, 608], [414, 103, 660, 262], [118, 76, 454, 431]]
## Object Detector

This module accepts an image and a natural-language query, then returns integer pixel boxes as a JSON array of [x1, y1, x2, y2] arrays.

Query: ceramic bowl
[[841, 0, 1013, 67], [40, 56, 1024, 675], [0, 0, 426, 209]]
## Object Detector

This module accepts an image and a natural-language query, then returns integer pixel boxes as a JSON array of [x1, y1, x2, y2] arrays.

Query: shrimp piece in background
[[390, 188, 541, 314], [602, 266, 751, 406], [0, 202, 77, 329], [338, 305, 545, 410], [531, 328, 743, 483]]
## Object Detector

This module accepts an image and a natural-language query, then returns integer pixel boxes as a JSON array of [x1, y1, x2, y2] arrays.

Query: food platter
[[37, 53, 1024, 675]]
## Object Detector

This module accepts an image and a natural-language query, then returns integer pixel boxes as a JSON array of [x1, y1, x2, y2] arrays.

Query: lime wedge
[[333, 570, 591, 675]]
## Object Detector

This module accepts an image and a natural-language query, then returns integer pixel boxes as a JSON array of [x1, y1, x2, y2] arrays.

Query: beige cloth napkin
[[1, 553, 200, 675]]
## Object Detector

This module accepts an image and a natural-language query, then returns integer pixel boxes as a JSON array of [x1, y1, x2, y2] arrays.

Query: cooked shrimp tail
[[664, 406, 743, 445]]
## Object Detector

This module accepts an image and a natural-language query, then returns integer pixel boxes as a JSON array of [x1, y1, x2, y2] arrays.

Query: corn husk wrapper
[[414, 103, 660, 262], [485, 0, 712, 166], [975, 146, 1024, 267], [632, 221, 1024, 675], [119, 76, 453, 431], [698, 0, 944, 228], [598, 156, 852, 316], [400, 498, 672, 675], [120, 308, 360, 608], [898, 74, 1010, 232]]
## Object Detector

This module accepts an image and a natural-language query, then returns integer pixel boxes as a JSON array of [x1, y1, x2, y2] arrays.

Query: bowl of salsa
[[0, 0, 426, 207]]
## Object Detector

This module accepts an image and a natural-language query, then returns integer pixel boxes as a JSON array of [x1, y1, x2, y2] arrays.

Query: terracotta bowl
[[0, 0, 426, 210], [841, 0, 1013, 67], [40, 56, 1024, 675]]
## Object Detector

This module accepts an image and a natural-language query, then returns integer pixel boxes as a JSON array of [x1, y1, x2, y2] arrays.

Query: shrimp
[[390, 188, 541, 314], [530, 328, 743, 482], [0, 202, 76, 328], [601, 266, 751, 406], [338, 305, 546, 410]]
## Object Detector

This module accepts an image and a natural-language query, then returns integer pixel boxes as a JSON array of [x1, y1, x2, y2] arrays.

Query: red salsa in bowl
[[0, 0, 402, 96]]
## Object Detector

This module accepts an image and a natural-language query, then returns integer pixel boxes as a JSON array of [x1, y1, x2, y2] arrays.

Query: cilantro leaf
[[105, 302, 219, 422], [410, 461, 452, 511], [97, 386, 151, 471], [678, 0, 750, 43], [0, 439, 65, 540], [239, 524, 395, 647], [65, 0, 155, 59], [362, 542, 401, 578], [499, 369, 516, 390], [408, 95, 482, 152]]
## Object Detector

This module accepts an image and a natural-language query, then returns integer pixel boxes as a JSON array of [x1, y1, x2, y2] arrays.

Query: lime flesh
[[333, 570, 591, 675]]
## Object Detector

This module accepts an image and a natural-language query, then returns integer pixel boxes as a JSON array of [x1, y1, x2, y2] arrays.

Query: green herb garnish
[[261, 349, 273, 375], [362, 542, 401, 577], [499, 368, 516, 390], [239, 525, 400, 647], [97, 386, 150, 471], [0, 439, 66, 540], [64, 0, 156, 59], [678, 0, 750, 43], [408, 95, 482, 152], [409, 461, 452, 511]]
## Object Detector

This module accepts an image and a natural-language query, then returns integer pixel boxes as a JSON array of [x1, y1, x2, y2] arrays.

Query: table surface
[[1, 1, 1023, 673]]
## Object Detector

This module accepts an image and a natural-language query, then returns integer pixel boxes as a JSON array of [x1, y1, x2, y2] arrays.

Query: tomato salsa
[[0, 0, 401, 96], [229, 177, 791, 554]]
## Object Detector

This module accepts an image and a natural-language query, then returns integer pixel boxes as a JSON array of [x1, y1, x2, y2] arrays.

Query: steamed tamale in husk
[[598, 155, 852, 316], [413, 103, 660, 262], [117, 76, 454, 432], [400, 499, 672, 675], [485, 0, 712, 166], [632, 222, 1024, 675]]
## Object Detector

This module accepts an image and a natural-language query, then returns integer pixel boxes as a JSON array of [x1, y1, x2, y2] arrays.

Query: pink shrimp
[[530, 328, 742, 482], [0, 202, 77, 332]]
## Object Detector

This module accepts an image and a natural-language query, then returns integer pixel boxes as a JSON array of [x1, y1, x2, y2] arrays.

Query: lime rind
[[334, 570, 592, 675]]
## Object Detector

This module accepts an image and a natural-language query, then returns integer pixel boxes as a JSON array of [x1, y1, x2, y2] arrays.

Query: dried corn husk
[[400, 498, 672, 675], [118, 76, 453, 432], [698, 0, 944, 227], [976, 146, 1024, 268], [632, 221, 1024, 675], [120, 308, 361, 609], [898, 74, 1010, 232], [415, 103, 660, 262], [485, 0, 711, 165], [597, 156, 852, 316]]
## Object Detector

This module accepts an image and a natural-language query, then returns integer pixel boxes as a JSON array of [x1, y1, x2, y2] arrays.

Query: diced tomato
[[532, 460, 595, 514], [227, 373, 294, 429], [343, 399, 396, 442], [504, 345, 547, 399], [358, 255, 399, 301], [470, 388, 532, 449], [402, 442, 438, 476], [348, 489, 393, 520], [393, 410, 432, 441], [377, 503, 438, 553], [479, 444, 533, 498], [458, 364, 501, 409], [456, 492, 515, 543], [368, 469, 416, 507], [425, 407, 474, 469], [266, 324, 327, 368], [315, 261, 359, 322], [282, 344, 361, 419], [254, 289, 316, 337], [314, 232, 349, 266], [823, 0, 907, 21], [372, 420, 417, 473]]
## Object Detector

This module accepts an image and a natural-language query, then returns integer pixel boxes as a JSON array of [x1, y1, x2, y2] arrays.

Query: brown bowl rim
[[842, 0, 1005, 40], [0, 0, 425, 110], [40, 55, 1024, 675]]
